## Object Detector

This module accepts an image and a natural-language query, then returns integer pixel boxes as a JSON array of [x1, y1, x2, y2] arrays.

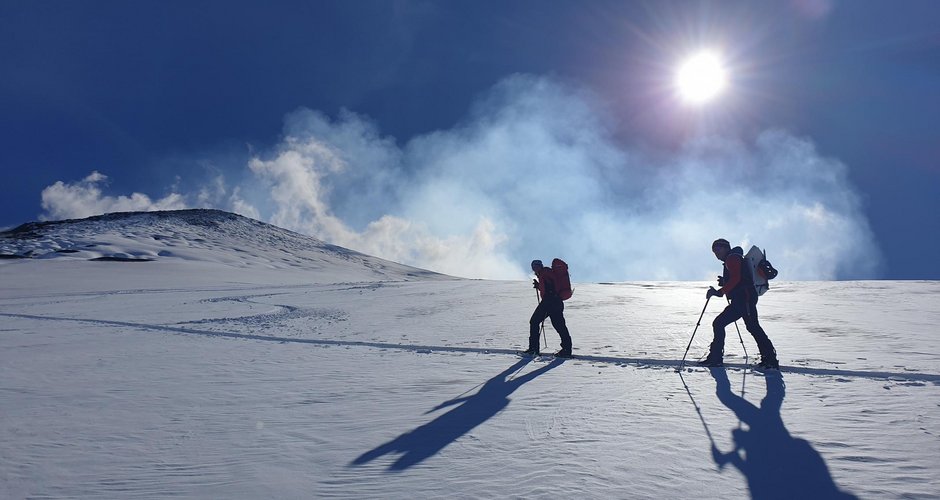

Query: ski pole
[[724, 298, 748, 430], [715, 299, 748, 430], [738, 365, 747, 430], [678, 296, 711, 372], [679, 371, 716, 446], [535, 288, 547, 349]]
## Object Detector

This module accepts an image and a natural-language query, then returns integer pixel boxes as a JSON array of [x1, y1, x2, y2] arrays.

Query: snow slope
[[0, 209, 443, 284], [1, 210, 938, 499]]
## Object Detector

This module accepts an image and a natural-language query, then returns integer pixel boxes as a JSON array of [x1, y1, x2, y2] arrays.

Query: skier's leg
[[709, 305, 741, 361], [743, 302, 776, 363], [547, 299, 572, 352], [528, 302, 550, 351]]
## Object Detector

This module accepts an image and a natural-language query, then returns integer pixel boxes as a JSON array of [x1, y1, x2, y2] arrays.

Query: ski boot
[[520, 348, 540, 357], [755, 357, 780, 371], [698, 352, 724, 367]]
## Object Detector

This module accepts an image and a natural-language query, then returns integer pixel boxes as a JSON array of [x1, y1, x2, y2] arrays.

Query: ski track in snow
[[1, 310, 938, 385]]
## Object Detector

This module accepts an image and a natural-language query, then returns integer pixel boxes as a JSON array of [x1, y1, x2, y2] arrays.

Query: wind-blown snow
[[1, 210, 937, 499]]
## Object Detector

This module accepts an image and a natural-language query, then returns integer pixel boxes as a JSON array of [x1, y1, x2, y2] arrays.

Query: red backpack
[[551, 258, 573, 300]]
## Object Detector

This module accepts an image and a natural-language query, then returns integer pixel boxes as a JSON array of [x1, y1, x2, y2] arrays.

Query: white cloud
[[36, 75, 881, 280], [228, 187, 261, 220], [243, 131, 523, 279], [40, 171, 188, 221], [240, 75, 880, 280]]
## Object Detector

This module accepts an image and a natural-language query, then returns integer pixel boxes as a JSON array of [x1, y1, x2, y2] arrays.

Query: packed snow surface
[[1, 210, 938, 499]]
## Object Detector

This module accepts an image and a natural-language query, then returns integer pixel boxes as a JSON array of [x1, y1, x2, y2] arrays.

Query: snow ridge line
[[3, 312, 938, 384], [1, 281, 399, 302]]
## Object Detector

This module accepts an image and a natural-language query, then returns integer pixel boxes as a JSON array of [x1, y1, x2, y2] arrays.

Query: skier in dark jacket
[[700, 239, 779, 369], [523, 259, 572, 358]]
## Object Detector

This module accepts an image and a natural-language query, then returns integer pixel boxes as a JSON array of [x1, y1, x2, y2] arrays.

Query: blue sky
[[2, 1, 938, 280]]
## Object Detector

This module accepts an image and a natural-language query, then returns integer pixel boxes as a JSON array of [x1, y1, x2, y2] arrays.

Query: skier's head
[[712, 239, 731, 261], [531, 260, 544, 273]]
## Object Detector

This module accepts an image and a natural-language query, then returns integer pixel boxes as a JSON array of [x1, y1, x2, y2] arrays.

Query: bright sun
[[675, 50, 728, 104]]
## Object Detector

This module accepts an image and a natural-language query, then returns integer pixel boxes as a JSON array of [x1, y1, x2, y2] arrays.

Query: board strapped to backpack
[[744, 246, 779, 296]]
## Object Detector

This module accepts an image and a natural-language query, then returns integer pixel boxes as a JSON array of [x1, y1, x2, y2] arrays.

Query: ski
[[516, 351, 574, 360]]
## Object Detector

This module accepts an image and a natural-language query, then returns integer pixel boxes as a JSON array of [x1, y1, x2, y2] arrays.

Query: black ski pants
[[709, 296, 776, 361], [528, 295, 572, 352]]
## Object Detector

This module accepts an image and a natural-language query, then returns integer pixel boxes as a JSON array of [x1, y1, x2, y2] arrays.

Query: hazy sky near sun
[[2, 1, 938, 280]]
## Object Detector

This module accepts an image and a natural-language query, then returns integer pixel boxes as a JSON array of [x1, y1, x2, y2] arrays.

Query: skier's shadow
[[351, 357, 564, 472], [707, 368, 858, 499]]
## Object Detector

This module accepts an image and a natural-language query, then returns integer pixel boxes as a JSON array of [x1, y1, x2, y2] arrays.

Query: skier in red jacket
[[523, 259, 573, 358]]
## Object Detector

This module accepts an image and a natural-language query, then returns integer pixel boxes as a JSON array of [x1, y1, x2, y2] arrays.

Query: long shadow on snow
[[351, 357, 564, 472], [697, 368, 858, 499]]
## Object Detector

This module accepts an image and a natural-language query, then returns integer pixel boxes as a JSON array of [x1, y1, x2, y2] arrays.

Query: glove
[[532, 279, 539, 289], [717, 275, 725, 287], [706, 286, 723, 299]]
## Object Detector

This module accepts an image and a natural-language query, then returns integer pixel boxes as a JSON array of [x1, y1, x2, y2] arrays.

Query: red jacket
[[719, 253, 743, 297], [719, 247, 755, 303], [535, 267, 559, 298]]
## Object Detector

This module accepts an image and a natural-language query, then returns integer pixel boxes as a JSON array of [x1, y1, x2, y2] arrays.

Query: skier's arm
[[719, 255, 742, 295], [537, 269, 555, 296], [535, 276, 546, 296]]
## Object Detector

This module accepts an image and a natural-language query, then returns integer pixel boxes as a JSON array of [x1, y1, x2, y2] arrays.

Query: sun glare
[[675, 50, 728, 104]]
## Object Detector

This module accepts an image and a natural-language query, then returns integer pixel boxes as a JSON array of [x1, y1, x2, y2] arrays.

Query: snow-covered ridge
[[0, 209, 443, 280]]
